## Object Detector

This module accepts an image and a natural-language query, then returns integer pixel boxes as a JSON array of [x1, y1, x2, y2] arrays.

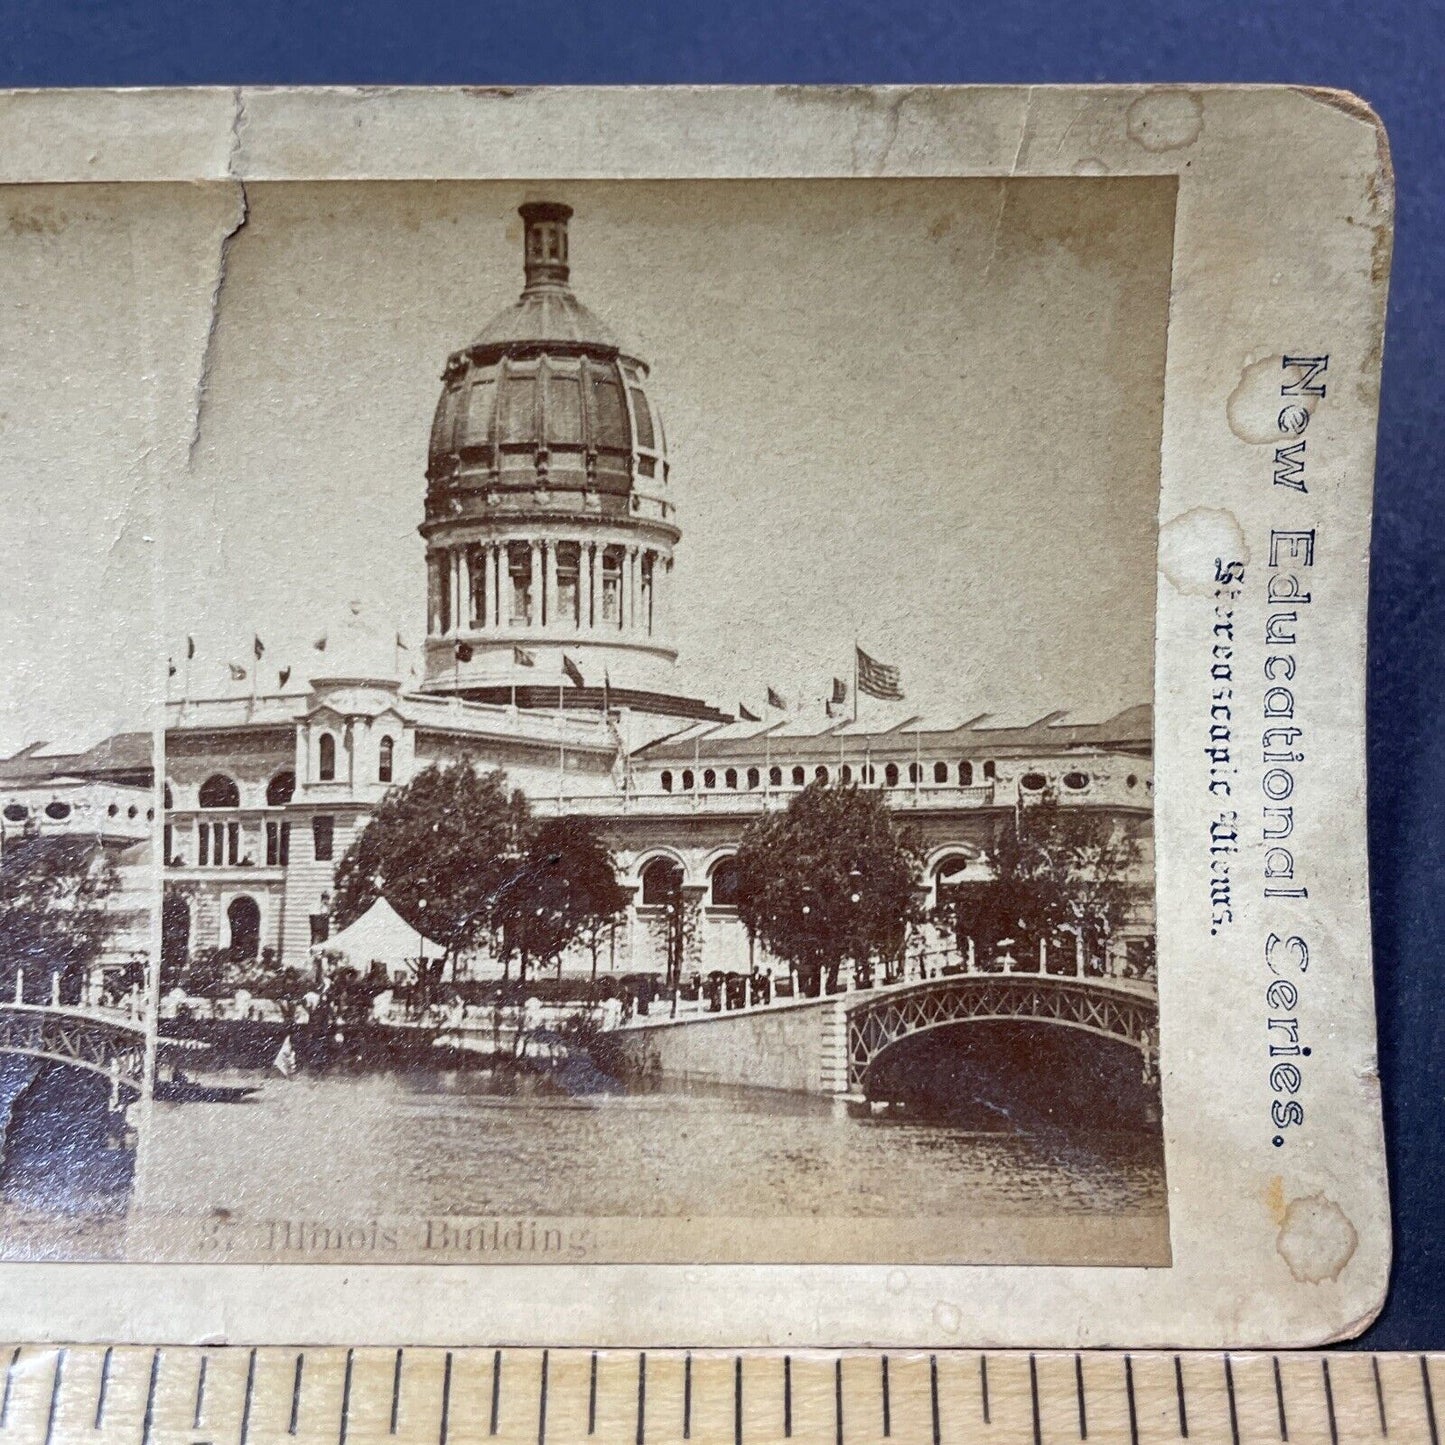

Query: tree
[[331, 762, 532, 972], [959, 801, 1142, 971], [0, 835, 119, 1004], [734, 781, 922, 996], [493, 816, 629, 982]]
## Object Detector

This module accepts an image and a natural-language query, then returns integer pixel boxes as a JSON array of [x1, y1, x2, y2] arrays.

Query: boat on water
[[153, 1077, 262, 1104]]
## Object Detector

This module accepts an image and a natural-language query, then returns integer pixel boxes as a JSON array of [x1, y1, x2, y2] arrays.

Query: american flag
[[856, 645, 903, 701]]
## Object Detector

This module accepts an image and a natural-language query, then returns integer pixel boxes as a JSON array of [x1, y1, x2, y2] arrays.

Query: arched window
[[983, 760, 996, 780], [908, 762, 921, 784], [266, 771, 296, 806], [933, 761, 948, 784], [746, 767, 760, 790], [841, 764, 853, 783], [703, 768, 717, 790], [709, 857, 740, 908], [378, 736, 395, 783], [791, 766, 805, 787], [198, 774, 240, 809], [884, 763, 900, 787], [814, 765, 829, 783], [724, 768, 738, 790], [227, 895, 261, 960], [862, 764, 875, 784], [161, 890, 191, 971], [661, 770, 673, 793], [769, 766, 782, 787], [682, 769, 694, 791], [959, 761, 973, 786], [933, 853, 972, 908], [318, 733, 336, 781], [640, 856, 683, 906]]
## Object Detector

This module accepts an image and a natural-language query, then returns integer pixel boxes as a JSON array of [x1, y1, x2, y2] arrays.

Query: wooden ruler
[[0, 1346, 1436, 1445]]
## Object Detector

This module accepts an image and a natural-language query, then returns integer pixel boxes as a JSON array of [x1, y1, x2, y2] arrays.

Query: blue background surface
[[2, 0, 1439, 1347]]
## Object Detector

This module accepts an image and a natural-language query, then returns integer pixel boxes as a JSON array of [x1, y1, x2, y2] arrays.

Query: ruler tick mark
[[1421, 1355, 1439, 1445], [1030, 1354, 1042, 1445], [1173, 1355, 1187, 1439], [1373, 1356, 1388, 1436], [1125, 1354, 1139, 1445], [1225, 1354, 1239, 1445], [634, 1352, 645, 1445], [1076, 1352, 1088, 1440], [980, 1354, 991, 1424], [96, 1345, 114, 1431], [43, 1350, 64, 1445], [881, 1356, 890, 1439], [1273, 1356, 1288, 1441], [780, 1355, 788, 1440], [288, 1354, 304, 1434], [340, 1349, 355, 1445], [239, 1350, 257, 1445], [193, 1352, 208, 1431], [929, 1355, 940, 1445], [734, 1355, 743, 1445], [1322, 1358, 1338, 1445], [537, 1349, 548, 1445], [438, 1352, 453, 1445], [391, 1348, 403, 1434], [490, 1350, 502, 1437], [589, 1352, 598, 1437], [3, 1346, 21, 1428], [834, 1357, 843, 1445], [140, 1350, 159, 1445]]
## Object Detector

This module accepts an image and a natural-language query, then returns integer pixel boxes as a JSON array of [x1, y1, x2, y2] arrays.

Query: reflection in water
[[140, 1067, 1164, 1224]]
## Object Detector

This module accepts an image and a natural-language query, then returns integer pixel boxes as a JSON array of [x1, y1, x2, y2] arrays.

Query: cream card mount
[[0, 85, 1390, 1348]]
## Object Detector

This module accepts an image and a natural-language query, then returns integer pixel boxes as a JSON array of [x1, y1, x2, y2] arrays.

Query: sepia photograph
[[3, 174, 1177, 1266]]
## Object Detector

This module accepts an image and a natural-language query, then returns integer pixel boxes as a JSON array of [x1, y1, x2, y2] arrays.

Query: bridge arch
[[0, 1005, 148, 1100], [843, 974, 1157, 1095]]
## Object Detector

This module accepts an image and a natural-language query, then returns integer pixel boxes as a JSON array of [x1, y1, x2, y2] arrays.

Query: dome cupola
[[420, 202, 686, 709]]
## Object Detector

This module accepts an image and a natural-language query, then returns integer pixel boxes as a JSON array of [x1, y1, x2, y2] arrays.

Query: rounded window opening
[[769, 766, 782, 787], [198, 774, 241, 809], [1127, 773, 1139, 789], [814, 765, 829, 783], [107, 803, 119, 817], [640, 856, 683, 906], [841, 764, 853, 784], [908, 762, 922, 784], [1020, 771, 1048, 791], [44, 801, 72, 821], [2, 803, 27, 823], [318, 733, 337, 782], [703, 768, 717, 790], [746, 767, 760, 790], [791, 766, 805, 787], [227, 895, 262, 960], [933, 853, 973, 909], [266, 770, 296, 806], [983, 760, 997, 780], [958, 761, 974, 786], [884, 763, 900, 788], [127, 805, 138, 819], [1062, 771, 1090, 791], [933, 761, 948, 784], [709, 856, 740, 908], [681, 769, 695, 791], [660, 770, 673, 793], [378, 736, 395, 784], [724, 768, 738, 790]]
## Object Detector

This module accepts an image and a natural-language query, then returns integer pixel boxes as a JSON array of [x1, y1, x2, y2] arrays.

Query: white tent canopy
[[310, 897, 446, 969]]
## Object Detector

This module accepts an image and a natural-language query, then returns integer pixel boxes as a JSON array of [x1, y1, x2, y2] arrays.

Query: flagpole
[[853, 641, 859, 724]]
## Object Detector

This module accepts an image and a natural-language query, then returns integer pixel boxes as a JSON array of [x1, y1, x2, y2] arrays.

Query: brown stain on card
[[1276, 1193, 1358, 1283], [1126, 90, 1203, 152]]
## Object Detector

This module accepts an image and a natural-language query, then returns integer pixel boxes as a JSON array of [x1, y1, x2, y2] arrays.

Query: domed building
[[150, 201, 1156, 984], [421, 202, 704, 715]]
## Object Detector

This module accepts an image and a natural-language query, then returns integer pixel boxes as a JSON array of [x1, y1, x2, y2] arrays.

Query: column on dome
[[628, 547, 640, 634], [529, 541, 542, 628], [427, 552, 443, 636], [473, 545, 488, 629], [491, 543, 504, 631], [459, 547, 473, 631], [589, 542, 602, 630], [543, 539, 558, 630]]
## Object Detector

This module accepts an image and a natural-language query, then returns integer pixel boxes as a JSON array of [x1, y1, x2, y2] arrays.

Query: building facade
[[155, 202, 1155, 981]]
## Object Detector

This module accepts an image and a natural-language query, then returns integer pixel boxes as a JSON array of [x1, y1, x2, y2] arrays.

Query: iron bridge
[[844, 972, 1158, 1093], [0, 1003, 148, 1100]]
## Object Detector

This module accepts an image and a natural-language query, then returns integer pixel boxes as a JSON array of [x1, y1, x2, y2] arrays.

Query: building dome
[[426, 202, 668, 506], [420, 202, 688, 708]]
